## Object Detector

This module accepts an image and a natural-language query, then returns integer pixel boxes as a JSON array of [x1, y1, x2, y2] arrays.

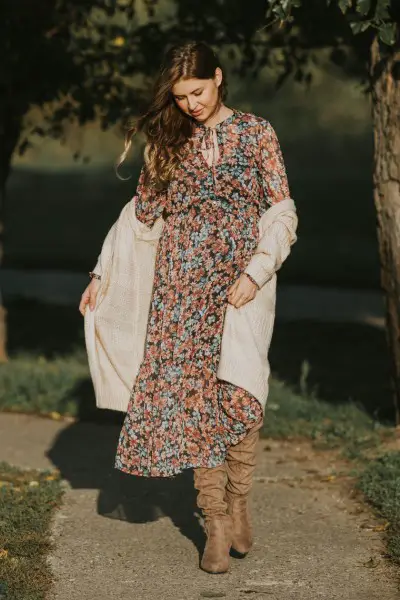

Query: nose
[[187, 97, 197, 112]]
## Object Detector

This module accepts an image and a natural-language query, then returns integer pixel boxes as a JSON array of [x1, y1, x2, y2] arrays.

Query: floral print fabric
[[115, 110, 290, 477]]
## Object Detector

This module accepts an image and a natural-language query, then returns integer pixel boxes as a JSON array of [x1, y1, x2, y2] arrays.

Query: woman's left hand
[[227, 273, 258, 308]]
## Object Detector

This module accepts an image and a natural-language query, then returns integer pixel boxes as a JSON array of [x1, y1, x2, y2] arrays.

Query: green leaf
[[356, 0, 371, 15], [375, 0, 390, 20], [350, 20, 371, 34], [271, 0, 292, 20], [378, 23, 397, 46], [338, 0, 351, 14], [273, 6, 286, 19]]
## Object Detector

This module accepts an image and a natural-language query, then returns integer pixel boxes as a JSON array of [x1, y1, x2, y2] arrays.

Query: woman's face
[[172, 68, 222, 122]]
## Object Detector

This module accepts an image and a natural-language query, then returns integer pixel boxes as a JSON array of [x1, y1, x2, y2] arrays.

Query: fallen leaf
[[0, 549, 8, 559], [321, 475, 336, 482], [360, 522, 375, 530], [362, 556, 379, 568], [49, 412, 61, 421], [372, 522, 390, 532]]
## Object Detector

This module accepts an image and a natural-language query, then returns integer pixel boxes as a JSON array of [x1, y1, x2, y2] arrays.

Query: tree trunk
[[370, 36, 400, 425]]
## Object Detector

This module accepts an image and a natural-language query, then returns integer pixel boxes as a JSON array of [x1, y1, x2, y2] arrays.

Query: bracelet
[[244, 272, 260, 289], [89, 271, 101, 281]]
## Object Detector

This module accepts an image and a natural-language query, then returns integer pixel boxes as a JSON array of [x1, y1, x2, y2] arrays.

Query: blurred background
[[0, 0, 392, 428]]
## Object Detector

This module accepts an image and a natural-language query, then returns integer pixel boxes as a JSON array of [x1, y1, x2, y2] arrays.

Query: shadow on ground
[[45, 409, 206, 557]]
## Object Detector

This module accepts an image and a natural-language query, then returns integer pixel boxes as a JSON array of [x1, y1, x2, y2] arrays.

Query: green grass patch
[[357, 452, 400, 564], [0, 350, 89, 417], [0, 461, 64, 600], [263, 361, 394, 460]]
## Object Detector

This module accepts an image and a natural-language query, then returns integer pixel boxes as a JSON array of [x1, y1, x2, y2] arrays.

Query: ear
[[214, 67, 223, 88]]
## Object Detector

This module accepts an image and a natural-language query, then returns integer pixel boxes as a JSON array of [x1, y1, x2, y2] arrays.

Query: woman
[[79, 41, 298, 575]]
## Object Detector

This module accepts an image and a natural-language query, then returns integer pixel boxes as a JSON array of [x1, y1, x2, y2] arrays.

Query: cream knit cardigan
[[84, 196, 298, 413]]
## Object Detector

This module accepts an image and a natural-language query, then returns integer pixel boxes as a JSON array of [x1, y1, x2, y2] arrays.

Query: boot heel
[[230, 546, 248, 559]]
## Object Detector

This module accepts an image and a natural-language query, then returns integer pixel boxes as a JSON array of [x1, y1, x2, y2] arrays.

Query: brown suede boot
[[224, 417, 263, 559], [193, 464, 232, 574]]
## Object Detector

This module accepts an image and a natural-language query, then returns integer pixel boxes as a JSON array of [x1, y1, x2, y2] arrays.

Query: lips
[[191, 108, 203, 117]]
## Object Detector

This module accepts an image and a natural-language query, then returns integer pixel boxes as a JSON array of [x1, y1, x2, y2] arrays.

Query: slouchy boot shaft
[[193, 464, 232, 573], [225, 417, 263, 557]]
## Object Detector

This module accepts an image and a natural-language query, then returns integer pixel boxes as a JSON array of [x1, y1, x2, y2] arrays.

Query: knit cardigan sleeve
[[91, 220, 118, 278], [243, 122, 298, 289], [243, 211, 298, 289]]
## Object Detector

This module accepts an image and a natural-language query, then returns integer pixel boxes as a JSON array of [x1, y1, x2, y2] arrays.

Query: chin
[[193, 109, 210, 122]]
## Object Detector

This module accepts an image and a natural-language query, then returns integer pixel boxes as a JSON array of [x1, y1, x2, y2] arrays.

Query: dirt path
[[2, 412, 398, 599]]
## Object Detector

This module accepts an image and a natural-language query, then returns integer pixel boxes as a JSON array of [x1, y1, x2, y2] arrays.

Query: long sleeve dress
[[114, 109, 292, 478]]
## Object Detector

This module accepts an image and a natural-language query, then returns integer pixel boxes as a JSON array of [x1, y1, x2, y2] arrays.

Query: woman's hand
[[227, 273, 258, 308], [79, 278, 101, 316]]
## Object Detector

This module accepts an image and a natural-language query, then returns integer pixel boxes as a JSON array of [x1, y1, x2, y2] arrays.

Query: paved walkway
[[2, 412, 398, 599], [2, 268, 385, 327]]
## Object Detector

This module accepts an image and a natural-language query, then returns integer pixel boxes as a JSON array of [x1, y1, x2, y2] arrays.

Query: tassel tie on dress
[[200, 127, 221, 168]]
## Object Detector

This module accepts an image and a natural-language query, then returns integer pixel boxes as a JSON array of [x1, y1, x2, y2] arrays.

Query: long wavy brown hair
[[117, 41, 227, 189]]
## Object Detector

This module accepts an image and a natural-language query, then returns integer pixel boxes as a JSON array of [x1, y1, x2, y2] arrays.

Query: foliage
[[1, 0, 271, 162], [358, 451, 400, 563], [259, 0, 399, 92], [266, 0, 398, 45], [4, 0, 397, 166], [0, 461, 64, 600], [0, 350, 88, 417]]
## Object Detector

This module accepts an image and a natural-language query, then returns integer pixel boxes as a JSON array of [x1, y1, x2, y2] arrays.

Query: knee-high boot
[[193, 463, 232, 574], [224, 417, 263, 558]]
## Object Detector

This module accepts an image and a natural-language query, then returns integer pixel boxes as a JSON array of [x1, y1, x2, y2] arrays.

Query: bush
[[0, 350, 88, 417]]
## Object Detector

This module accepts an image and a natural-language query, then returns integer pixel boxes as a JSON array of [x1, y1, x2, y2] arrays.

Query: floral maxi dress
[[115, 110, 290, 477]]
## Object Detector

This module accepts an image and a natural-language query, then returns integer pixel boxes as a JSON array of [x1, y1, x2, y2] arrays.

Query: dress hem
[[114, 456, 227, 479]]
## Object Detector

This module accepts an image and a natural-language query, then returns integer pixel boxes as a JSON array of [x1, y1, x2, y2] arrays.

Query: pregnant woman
[[80, 40, 298, 575]]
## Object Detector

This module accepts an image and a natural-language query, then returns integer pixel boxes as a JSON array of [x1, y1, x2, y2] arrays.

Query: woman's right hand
[[79, 278, 101, 316]]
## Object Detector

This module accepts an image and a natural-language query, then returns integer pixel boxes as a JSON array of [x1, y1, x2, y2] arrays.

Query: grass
[[263, 369, 393, 461], [357, 453, 400, 564], [0, 350, 88, 418], [0, 462, 64, 600]]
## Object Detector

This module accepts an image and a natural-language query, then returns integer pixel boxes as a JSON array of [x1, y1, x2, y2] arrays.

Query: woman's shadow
[[45, 378, 206, 558]]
